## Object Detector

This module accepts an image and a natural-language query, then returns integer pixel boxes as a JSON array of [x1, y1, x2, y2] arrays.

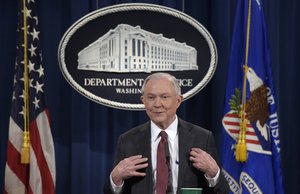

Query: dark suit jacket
[[104, 118, 229, 194]]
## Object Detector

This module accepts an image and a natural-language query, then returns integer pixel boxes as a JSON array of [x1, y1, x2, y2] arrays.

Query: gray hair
[[141, 73, 181, 95]]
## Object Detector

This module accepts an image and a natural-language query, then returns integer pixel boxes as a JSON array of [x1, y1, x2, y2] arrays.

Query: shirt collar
[[151, 116, 178, 142]]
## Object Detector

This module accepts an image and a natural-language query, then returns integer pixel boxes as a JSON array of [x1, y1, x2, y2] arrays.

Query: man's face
[[141, 77, 183, 129]]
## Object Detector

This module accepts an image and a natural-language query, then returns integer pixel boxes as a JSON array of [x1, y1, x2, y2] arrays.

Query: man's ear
[[177, 95, 183, 103], [176, 95, 183, 107]]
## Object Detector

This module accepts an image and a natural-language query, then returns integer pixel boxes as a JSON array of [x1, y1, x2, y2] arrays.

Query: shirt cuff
[[204, 167, 220, 187], [110, 173, 124, 194]]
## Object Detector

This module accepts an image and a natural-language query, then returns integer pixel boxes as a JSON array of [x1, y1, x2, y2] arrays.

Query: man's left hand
[[189, 148, 218, 178]]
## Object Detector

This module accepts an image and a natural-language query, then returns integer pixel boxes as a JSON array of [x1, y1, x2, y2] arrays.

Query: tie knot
[[160, 131, 168, 141]]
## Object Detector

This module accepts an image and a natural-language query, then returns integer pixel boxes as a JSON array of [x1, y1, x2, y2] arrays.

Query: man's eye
[[162, 95, 170, 99], [147, 96, 154, 101]]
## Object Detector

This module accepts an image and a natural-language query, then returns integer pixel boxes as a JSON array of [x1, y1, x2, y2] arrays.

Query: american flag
[[4, 0, 56, 194]]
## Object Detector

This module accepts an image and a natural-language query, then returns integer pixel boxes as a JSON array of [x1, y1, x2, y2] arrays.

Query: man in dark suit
[[104, 73, 229, 194]]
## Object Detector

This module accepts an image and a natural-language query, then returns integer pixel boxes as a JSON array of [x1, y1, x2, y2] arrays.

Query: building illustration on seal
[[77, 24, 198, 73]]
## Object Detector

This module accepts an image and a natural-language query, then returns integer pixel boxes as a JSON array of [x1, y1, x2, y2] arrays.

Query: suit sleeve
[[103, 135, 125, 194], [206, 132, 230, 194]]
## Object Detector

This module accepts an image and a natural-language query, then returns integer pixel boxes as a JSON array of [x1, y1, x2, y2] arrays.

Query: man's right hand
[[111, 155, 148, 186]]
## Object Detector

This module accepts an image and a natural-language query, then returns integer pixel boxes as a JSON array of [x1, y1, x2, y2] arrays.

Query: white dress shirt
[[151, 116, 179, 193]]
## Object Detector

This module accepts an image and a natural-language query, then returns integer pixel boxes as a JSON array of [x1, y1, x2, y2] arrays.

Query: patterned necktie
[[156, 131, 172, 194]]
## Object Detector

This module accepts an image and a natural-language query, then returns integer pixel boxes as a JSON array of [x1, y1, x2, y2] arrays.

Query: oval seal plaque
[[58, 3, 217, 110]]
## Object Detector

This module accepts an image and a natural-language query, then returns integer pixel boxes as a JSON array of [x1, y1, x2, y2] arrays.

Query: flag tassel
[[236, 115, 248, 162], [21, 131, 30, 164], [236, 65, 249, 162]]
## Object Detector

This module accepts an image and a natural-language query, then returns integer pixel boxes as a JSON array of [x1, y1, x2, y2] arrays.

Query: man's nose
[[153, 97, 162, 106]]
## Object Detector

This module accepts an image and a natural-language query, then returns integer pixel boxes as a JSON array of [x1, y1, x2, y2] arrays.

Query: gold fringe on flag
[[21, 0, 30, 164], [235, 0, 252, 162]]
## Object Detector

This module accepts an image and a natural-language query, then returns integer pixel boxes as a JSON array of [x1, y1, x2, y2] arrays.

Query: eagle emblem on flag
[[222, 67, 271, 155]]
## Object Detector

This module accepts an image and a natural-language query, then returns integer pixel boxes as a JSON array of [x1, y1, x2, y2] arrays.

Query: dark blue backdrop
[[1, 0, 299, 194]]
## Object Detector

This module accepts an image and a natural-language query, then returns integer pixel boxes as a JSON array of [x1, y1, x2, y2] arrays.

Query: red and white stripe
[[4, 110, 56, 194]]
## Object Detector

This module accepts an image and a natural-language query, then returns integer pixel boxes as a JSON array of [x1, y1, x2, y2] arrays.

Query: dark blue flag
[[221, 0, 284, 193]]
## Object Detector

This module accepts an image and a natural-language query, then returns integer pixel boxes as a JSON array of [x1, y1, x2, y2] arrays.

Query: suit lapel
[[135, 122, 153, 193], [177, 119, 194, 191], [136, 123, 151, 159]]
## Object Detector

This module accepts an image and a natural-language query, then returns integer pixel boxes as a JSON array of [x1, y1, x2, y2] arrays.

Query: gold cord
[[236, 0, 252, 162], [21, 0, 30, 164]]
